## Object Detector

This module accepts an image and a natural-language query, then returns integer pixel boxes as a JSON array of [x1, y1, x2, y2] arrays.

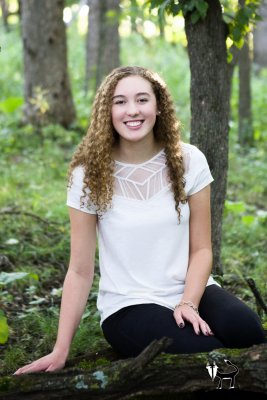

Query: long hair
[[68, 66, 187, 219]]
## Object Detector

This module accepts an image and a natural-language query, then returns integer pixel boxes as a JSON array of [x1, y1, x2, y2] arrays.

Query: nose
[[126, 101, 139, 117]]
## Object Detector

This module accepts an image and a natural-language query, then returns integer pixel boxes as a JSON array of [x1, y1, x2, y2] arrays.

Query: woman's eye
[[114, 100, 125, 105], [138, 98, 148, 103]]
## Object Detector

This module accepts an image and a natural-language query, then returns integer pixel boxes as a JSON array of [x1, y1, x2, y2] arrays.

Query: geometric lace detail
[[113, 149, 170, 200]]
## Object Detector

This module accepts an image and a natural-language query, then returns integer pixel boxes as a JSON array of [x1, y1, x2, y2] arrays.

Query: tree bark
[[21, 0, 75, 128], [253, 0, 267, 68], [238, 33, 253, 147], [85, 0, 101, 93], [85, 0, 120, 92], [183, 0, 231, 275], [130, 0, 138, 33], [0, 0, 9, 32], [1, 339, 266, 399]]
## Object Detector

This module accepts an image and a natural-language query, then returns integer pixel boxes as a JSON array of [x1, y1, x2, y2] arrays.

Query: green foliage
[[0, 312, 58, 373], [0, 272, 38, 286], [0, 311, 9, 345], [0, 272, 39, 345], [64, 0, 79, 7], [77, 357, 110, 372], [251, 69, 267, 143], [225, 0, 262, 48], [70, 307, 106, 359], [222, 148, 267, 313], [150, 0, 181, 20], [0, 346, 28, 374], [149, 0, 261, 48], [217, 62, 267, 309], [0, 25, 23, 102], [150, 0, 208, 23], [0, 97, 23, 113], [231, 66, 267, 145]]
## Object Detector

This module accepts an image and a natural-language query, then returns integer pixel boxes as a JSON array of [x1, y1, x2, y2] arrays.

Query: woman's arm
[[173, 185, 214, 336], [14, 208, 97, 374], [183, 184, 213, 305]]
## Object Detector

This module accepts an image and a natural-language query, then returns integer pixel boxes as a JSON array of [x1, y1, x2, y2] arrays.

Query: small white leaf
[[5, 238, 19, 245]]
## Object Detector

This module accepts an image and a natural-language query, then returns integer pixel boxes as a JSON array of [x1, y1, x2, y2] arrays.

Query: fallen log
[[0, 338, 266, 399]]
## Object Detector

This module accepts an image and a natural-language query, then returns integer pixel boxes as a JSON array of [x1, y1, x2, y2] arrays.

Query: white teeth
[[125, 121, 142, 127]]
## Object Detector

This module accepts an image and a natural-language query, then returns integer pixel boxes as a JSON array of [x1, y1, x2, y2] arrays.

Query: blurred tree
[[85, 0, 101, 93], [158, 13, 166, 39], [21, 0, 75, 128], [238, 31, 253, 147], [0, 0, 9, 32], [130, 0, 138, 33], [253, 0, 267, 67], [85, 0, 120, 93]]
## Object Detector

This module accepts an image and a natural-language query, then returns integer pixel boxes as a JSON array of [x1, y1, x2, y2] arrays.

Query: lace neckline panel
[[113, 150, 169, 201]]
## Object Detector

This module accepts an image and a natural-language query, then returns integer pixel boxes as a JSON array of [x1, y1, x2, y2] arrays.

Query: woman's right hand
[[13, 348, 67, 375]]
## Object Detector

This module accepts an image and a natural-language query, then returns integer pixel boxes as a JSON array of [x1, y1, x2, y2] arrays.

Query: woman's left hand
[[173, 304, 214, 336]]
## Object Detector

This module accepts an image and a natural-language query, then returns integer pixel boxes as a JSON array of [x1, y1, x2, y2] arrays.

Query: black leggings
[[101, 285, 266, 358]]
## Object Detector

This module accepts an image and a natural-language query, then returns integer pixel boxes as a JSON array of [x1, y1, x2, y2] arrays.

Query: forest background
[[0, 0, 266, 375]]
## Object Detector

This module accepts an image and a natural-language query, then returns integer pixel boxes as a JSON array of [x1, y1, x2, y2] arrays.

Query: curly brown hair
[[68, 66, 187, 220]]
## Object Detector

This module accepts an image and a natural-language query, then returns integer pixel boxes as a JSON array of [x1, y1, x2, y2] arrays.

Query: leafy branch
[[149, 0, 262, 47]]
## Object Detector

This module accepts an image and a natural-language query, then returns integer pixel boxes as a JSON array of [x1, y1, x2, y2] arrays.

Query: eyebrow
[[112, 92, 151, 100]]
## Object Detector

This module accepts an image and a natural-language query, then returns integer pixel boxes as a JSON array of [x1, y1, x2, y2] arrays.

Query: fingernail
[[179, 323, 184, 328], [205, 331, 208, 336]]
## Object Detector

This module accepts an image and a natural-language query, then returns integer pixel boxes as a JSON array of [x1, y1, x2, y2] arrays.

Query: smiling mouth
[[124, 120, 144, 127]]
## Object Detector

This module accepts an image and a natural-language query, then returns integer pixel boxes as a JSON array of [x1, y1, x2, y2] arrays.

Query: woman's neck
[[113, 138, 163, 165]]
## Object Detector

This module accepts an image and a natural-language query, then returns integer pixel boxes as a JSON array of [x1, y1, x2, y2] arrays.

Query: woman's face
[[111, 75, 158, 144]]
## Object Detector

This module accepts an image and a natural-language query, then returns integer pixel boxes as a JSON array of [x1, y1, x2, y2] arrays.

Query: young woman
[[14, 66, 266, 374]]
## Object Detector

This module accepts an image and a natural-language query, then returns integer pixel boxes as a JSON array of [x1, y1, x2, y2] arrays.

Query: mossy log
[[0, 338, 267, 400]]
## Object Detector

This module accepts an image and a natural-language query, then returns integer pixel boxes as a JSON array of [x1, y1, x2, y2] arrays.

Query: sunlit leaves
[[0, 97, 23, 113], [149, 0, 261, 45], [150, 0, 208, 22], [182, 0, 208, 22], [0, 311, 9, 345], [29, 86, 50, 117], [225, 200, 246, 214], [226, 0, 262, 47]]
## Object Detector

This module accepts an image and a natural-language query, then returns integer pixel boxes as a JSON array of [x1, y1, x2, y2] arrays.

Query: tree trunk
[[158, 13, 165, 39], [0, 0, 9, 32], [184, 0, 231, 275], [85, 0, 120, 92], [85, 0, 101, 93], [1, 339, 266, 399], [238, 33, 253, 147], [97, 0, 120, 87], [253, 0, 267, 68], [21, 0, 75, 128], [130, 0, 138, 33]]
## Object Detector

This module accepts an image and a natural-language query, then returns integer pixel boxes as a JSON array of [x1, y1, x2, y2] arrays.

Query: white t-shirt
[[66, 142, 219, 326]]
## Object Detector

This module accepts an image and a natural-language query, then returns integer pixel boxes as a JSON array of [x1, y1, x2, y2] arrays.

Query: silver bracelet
[[175, 300, 199, 314]]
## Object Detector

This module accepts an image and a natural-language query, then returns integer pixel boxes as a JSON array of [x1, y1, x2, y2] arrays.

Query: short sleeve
[[66, 166, 97, 214], [183, 144, 214, 196]]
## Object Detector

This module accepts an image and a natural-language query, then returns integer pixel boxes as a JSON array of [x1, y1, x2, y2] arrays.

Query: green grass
[[0, 21, 266, 374]]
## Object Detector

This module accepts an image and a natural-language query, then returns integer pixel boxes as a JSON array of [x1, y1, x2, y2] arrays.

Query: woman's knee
[[213, 302, 266, 348], [200, 285, 266, 348]]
